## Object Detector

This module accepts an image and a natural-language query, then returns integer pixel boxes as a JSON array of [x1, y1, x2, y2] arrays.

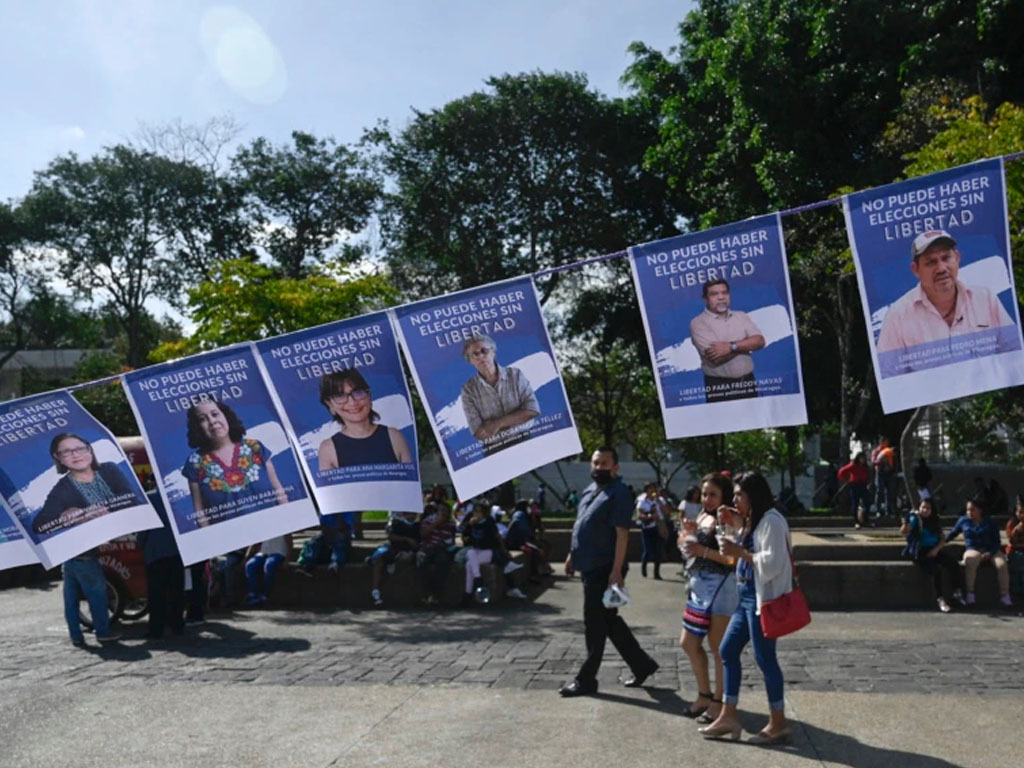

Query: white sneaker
[[937, 597, 951, 613], [371, 588, 383, 606], [506, 587, 527, 599], [503, 561, 524, 574]]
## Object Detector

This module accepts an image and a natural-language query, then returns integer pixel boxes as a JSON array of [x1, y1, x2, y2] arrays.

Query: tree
[[151, 258, 397, 358], [232, 131, 380, 279], [898, 98, 1024, 474], [23, 146, 207, 367], [623, 0, 1024, 454], [132, 116, 255, 285], [0, 202, 40, 369], [374, 71, 676, 316]]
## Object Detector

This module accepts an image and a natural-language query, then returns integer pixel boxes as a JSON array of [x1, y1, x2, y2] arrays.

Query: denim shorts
[[688, 569, 739, 618]]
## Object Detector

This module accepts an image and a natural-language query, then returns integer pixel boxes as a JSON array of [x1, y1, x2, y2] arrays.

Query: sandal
[[683, 691, 714, 719], [696, 697, 722, 724]]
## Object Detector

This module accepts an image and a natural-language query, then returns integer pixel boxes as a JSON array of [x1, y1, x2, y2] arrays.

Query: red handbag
[[759, 538, 811, 639]]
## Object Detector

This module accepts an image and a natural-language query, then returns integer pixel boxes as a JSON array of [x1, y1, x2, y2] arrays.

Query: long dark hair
[[917, 498, 942, 536], [319, 370, 380, 425], [734, 471, 775, 533], [186, 399, 246, 451], [700, 472, 734, 510], [49, 433, 100, 474]]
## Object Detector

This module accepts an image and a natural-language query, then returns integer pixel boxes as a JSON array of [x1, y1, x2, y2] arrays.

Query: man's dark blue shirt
[[570, 477, 633, 573]]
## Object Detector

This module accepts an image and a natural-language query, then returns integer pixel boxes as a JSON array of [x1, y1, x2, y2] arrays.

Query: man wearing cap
[[877, 230, 1014, 359], [689, 279, 766, 402]]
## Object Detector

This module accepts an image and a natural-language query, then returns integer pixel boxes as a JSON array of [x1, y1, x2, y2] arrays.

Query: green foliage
[[903, 98, 1024, 465], [151, 258, 397, 360], [232, 131, 380, 279], [905, 98, 1024, 282], [374, 71, 676, 322], [22, 145, 207, 366], [70, 353, 141, 437]]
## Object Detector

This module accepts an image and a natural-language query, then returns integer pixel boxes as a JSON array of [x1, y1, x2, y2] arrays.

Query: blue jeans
[[849, 483, 869, 522], [874, 469, 891, 514], [245, 553, 285, 599], [640, 527, 662, 565], [720, 580, 784, 711], [62, 558, 110, 641]]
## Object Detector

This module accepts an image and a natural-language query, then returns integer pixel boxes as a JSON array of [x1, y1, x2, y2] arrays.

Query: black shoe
[[623, 661, 659, 688], [559, 679, 598, 697], [641, 564, 647, 578]]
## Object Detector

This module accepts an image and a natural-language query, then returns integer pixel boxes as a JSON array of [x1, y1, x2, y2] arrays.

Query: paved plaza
[[0, 567, 1020, 767]]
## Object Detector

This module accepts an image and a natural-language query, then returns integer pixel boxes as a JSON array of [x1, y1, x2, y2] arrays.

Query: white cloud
[[57, 125, 86, 141]]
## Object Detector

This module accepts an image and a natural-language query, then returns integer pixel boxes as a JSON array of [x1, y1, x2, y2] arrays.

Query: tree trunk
[[899, 406, 926, 507]]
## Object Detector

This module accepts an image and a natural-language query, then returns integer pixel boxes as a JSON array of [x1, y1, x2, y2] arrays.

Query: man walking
[[559, 447, 658, 697]]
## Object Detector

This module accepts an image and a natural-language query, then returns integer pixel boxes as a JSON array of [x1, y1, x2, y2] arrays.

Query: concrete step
[[227, 551, 542, 611], [796, 560, 1006, 610]]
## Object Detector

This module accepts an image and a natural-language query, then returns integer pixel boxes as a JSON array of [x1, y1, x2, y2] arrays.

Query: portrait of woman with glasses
[[316, 369, 413, 472], [33, 433, 142, 537]]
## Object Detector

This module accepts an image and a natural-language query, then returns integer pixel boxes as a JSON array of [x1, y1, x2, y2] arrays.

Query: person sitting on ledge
[[457, 501, 507, 605], [366, 510, 421, 607], [1006, 495, 1024, 600], [244, 534, 292, 606], [900, 497, 964, 612], [417, 502, 457, 606], [945, 495, 1012, 608], [295, 514, 351, 577]]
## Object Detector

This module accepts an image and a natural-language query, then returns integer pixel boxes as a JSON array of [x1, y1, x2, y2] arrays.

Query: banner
[[0, 393, 158, 570], [0, 470, 38, 571], [254, 313, 421, 514], [844, 158, 1024, 412], [122, 345, 319, 565], [393, 276, 581, 500], [629, 214, 807, 437]]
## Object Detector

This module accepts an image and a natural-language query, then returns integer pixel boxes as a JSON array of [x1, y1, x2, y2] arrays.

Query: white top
[[261, 536, 289, 558], [678, 500, 702, 521], [750, 508, 793, 614], [635, 496, 664, 529]]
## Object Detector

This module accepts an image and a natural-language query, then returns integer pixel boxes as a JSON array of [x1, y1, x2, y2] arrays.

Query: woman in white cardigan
[[698, 471, 793, 746]]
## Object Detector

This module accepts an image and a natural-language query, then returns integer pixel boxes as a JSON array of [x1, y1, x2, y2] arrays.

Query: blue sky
[[0, 1, 694, 203]]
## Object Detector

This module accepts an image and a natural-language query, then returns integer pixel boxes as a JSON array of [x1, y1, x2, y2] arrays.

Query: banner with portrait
[[122, 345, 319, 565], [393, 276, 581, 500], [629, 213, 807, 438], [844, 157, 1024, 412], [0, 393, 158, 570], [254, 312, 421, 514], [0, 470, 39, 571]]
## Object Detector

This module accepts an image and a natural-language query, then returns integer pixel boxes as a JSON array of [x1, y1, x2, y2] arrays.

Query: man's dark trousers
[[576, 562, 653, 685], [146, 555, 185, 637]]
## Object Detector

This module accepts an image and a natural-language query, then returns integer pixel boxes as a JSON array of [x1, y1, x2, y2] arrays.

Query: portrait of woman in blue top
[[182, 399, 288, 528], [34, 433, 142, 538], [316, 370, 412, 472]]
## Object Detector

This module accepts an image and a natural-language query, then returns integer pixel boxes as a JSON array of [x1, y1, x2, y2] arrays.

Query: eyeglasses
[[329, 389, 369, 405], [57, 446, 91, 458]]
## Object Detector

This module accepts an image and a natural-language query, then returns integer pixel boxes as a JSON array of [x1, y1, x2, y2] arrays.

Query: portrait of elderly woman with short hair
[[459, 334, 539, 455]]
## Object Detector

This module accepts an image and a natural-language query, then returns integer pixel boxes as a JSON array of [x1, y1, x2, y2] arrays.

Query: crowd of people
[[558, 448, 796, 746], [53, 441, 1022, 749]]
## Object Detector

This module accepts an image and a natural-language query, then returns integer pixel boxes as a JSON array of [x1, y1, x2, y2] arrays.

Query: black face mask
[[591, 469, 613, 485]]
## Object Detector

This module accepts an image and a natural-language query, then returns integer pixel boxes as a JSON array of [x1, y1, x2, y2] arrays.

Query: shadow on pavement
[[114, 621, 312, 659], [797, 721, 969, 768]]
